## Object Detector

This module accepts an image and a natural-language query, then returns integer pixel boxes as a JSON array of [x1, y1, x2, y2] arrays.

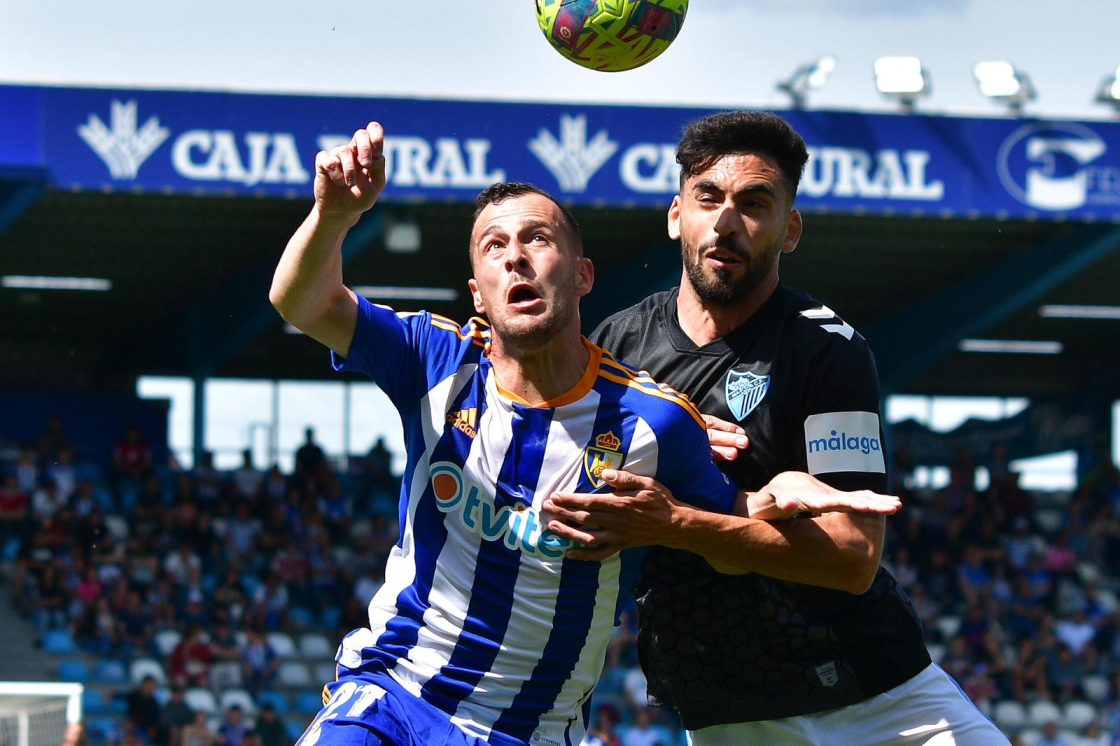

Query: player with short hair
[[545, 111, 1009, 744], [270, 122, 900, 745]]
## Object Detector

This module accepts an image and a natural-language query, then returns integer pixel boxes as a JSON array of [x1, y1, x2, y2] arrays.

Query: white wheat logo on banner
[[78, 100, 170, 179], [528, 114, 618, 193]]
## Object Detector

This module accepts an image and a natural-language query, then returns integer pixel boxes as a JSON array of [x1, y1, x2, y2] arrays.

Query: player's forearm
[[672, 507, 884, 593], [269, 207, 356, 328]]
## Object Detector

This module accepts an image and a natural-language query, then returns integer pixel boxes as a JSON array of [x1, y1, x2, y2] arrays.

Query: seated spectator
[[1035, 720, 1071, 746], [46, 446, 78, 503], [241, 628, 279, 694], [181, 710, 219, 746], [192, 450, 226, 504], [210, 621, 244, 690], [1056, 608, 1098, 655], [112, 425, 153, 486], [585, 704, 622, 746], [31, 562, 68, 634], [217, 705, 250, 746], [36, 416, 72, 468], [162, 685, 194, 745], [0, 473, 31, 556], [252, 703, 287, 746], [14, 444, 40, 494], [619, 707, 673, 746], [170, 625, 212, 688], [117, 590, 155, 658], [126, 675, 165, 745], [1047, 642, 1087, 702]]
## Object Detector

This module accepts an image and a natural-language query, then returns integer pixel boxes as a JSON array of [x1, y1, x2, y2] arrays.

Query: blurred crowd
[[2, 417, 1120, 745]]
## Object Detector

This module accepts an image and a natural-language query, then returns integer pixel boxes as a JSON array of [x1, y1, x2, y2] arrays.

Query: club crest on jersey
[[725, 368, 770, 421], [584, 431, 623, 488]]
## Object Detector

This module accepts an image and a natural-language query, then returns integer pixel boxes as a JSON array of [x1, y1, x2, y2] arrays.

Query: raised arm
[[269, 122, 388, 357], [543, 469, 898, 594]]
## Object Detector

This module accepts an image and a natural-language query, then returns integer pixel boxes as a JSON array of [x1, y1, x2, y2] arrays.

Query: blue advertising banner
[[2, 84, 1119, 220]]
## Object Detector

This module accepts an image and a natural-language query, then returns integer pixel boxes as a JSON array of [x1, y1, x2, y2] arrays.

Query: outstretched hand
[[314, 122, 388, 218], [543, 469, 681, 562], [748, 471, 901, 521]]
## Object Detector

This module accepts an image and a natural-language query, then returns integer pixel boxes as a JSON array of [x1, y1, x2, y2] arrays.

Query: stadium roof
[[2, 85, 1119, 400]]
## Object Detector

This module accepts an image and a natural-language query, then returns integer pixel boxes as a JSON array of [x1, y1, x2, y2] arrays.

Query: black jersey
[[591, 285, 930, 728]]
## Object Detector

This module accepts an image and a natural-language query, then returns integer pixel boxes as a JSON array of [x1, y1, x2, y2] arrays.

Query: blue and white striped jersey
[[331, 296, 737, 746]]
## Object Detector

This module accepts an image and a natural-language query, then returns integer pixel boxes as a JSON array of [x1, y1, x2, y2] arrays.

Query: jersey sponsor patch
[[803, 411, 886, 474], [724, 367, 770, 421]]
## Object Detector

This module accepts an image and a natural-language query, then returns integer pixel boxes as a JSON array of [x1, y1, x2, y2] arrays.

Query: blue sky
[[1, 0, 1118, 119]]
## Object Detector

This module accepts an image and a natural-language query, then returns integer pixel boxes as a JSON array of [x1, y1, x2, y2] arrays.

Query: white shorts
[[687, 663, 1009, 746]]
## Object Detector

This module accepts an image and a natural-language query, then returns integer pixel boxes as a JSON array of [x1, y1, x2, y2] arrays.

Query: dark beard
[[682, 239, 777, 306]]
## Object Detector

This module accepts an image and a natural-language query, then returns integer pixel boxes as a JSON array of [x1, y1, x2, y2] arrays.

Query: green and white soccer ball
[[535, 0, 688, 73]]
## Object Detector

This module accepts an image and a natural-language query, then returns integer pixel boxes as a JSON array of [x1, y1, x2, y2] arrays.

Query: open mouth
[[507, 283, 542, 307], [704, 248, 744, 268]]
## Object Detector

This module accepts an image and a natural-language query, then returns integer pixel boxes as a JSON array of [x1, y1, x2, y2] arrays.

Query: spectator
[[116, 590, 154, 659], [231, 449, 263, 501], [164, 541, 202, 588], [112, 426, 153, 485], [46, 446, 78, 503], [217, 705, 250, 746], [1056, 609, 1098, 655], [125, 675, 164, 744], [0, 473, 31, 555], [209, 621, 243, 690], [192, 451, 226, 504], [241, 628, 278, 693], [14, 444, 40, 494], [170, 625, 212, 688], [585, 704, 622, 746], [1035, 721, 1072, 746], [36, 416, 72, 467], [294, 427, 326, 482], [181, 711, 219, 746], [162, 685, 194, 745], [251, 703, 287, 746], [619, 707, 673, 746]]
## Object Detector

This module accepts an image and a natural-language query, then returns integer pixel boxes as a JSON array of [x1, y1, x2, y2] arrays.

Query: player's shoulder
[[592, 343, 706, 430], [782, 287, 870, 350], [593, 290, 673, 335]]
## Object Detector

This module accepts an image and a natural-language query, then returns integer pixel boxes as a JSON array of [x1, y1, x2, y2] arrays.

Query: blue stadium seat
[[256, 689, 290, 713], [294, 690, 325, 715], [81, 688, 107, 715], [85, 716, 119, 745], [288, 605, 315, 629], [42, 629, 79, 655], [94, 659, 128, 685], [57, 658, 90, 682], [319, 606, 342, 630]]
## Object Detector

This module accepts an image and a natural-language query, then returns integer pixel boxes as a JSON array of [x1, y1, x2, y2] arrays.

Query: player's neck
[[676, 274, 778, 346], [488, 327, 592, 407]]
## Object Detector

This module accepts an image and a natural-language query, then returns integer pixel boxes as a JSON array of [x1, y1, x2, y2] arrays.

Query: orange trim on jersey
[[429, 315, 489, 349], [596, 369, 707, 429], [494, 339, 603, 409]]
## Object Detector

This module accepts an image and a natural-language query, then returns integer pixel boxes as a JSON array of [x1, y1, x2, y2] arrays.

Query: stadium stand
[[3, 412, 1120, 745]]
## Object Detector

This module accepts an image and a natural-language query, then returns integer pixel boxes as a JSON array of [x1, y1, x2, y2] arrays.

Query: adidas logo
[[447, 408, 478, 439]]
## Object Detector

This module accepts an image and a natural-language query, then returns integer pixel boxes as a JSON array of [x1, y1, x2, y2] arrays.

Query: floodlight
[[1096, 66, 1120, 111], [2, 275, 112, 291], [873, 57, 929, 109], [776, 55, 838, 108], [959, 339, 1062, 355], [973, 61, 1036, 112]]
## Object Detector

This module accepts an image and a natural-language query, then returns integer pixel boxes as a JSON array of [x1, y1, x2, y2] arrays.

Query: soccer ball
[[535, 0, 688, 73]]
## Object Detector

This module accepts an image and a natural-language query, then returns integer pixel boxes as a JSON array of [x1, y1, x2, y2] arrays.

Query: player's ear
[[468, 278, 486, 314], [667, 195, 682, 241], [575, 257, 594, 298], [782, 208, 803, 254]]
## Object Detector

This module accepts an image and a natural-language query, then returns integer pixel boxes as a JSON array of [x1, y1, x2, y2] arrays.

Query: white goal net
[[0, 683, 82, 746]]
